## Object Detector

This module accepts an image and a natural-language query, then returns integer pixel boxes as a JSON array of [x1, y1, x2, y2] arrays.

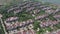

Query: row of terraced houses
[[1, 1, 60, 34]]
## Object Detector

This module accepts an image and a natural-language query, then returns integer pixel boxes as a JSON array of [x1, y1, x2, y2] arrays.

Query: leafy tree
[[45, 27, 53, 32], [48, 14, 56, 20], [37, 10, 45, 16], [33, 21, 40, 30], [55, 23, 60, 29]]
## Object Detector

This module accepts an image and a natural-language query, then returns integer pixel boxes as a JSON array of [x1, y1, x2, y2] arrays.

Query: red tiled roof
[[17, 32, 21, 34], [23, 30, 27, 34], [57, 31, 60, 34], [28, 30, 33, 34]]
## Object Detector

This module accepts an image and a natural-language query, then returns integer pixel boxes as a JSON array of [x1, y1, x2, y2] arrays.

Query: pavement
[[0, 18, 7, 34]]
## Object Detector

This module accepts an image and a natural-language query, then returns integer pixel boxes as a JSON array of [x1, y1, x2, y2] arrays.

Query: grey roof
[[40, 20, 59, 27], [6, 17, 19, 22], [7, 1, 42, 14]]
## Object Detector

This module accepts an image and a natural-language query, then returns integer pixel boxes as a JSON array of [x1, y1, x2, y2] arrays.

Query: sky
[[40, 0, 60, 5]]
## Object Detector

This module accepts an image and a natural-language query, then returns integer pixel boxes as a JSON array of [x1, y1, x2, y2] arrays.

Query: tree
[[55, 23, 60, 29], [33, 21, 40, 30], [48, 14, 56, 20]]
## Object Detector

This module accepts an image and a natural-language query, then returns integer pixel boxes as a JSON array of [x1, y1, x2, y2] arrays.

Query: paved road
[[0, 18, 7, 34]]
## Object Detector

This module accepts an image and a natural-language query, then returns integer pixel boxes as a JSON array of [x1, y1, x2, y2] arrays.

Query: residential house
[[14, 8, 22, 14], [8, 26, 35, 34], [6, 17, 19, 22], [35, 14, 48, 20], [7, 1, 43, 14], [53, 8, 60, 14], [42, 7, 52, 10], [26, 7, 35, 12], [40, 20, 59, 27], [45, 9, 55, 14], [5, 19, 34, 31], [32, 9, 40, 14], [32, 2, 41, 7], [7, 7, 19, 13], [40, 6, 46, 8], [53, 14, 60, 19]]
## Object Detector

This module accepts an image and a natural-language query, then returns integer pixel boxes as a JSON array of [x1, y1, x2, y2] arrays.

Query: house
[[5, 17, 19, 30], [22, 1, 33, 5], [6, 25, 13, 31], [21, 1, 29, 6], [39, 20, 59, 27], [40, 6, 46, 8], [32, 9, 40, 14], [8, 29, 19, 34], [42, 7, 52, 10], [45, 9, 55, 14], [6, 17, 19, 22], [5, 19, 34, 31], [35, 14, 48, 20], [57, 30, 60, 34], [7, 1, 43, 14], [23, 30, 27, 34], [14, 8, 22, 14], [53, 14, 60, 19], [21, 4, 30, 9], [28, 30, 34, 34], [26, 7, 35, 12], [8, 27, 35, 34], [26, 19, 34, 24], [53, 8, 60, 14], [32, 2, 41, 7], [7, 7, 19, 13], [17, 32, 21, 34]]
